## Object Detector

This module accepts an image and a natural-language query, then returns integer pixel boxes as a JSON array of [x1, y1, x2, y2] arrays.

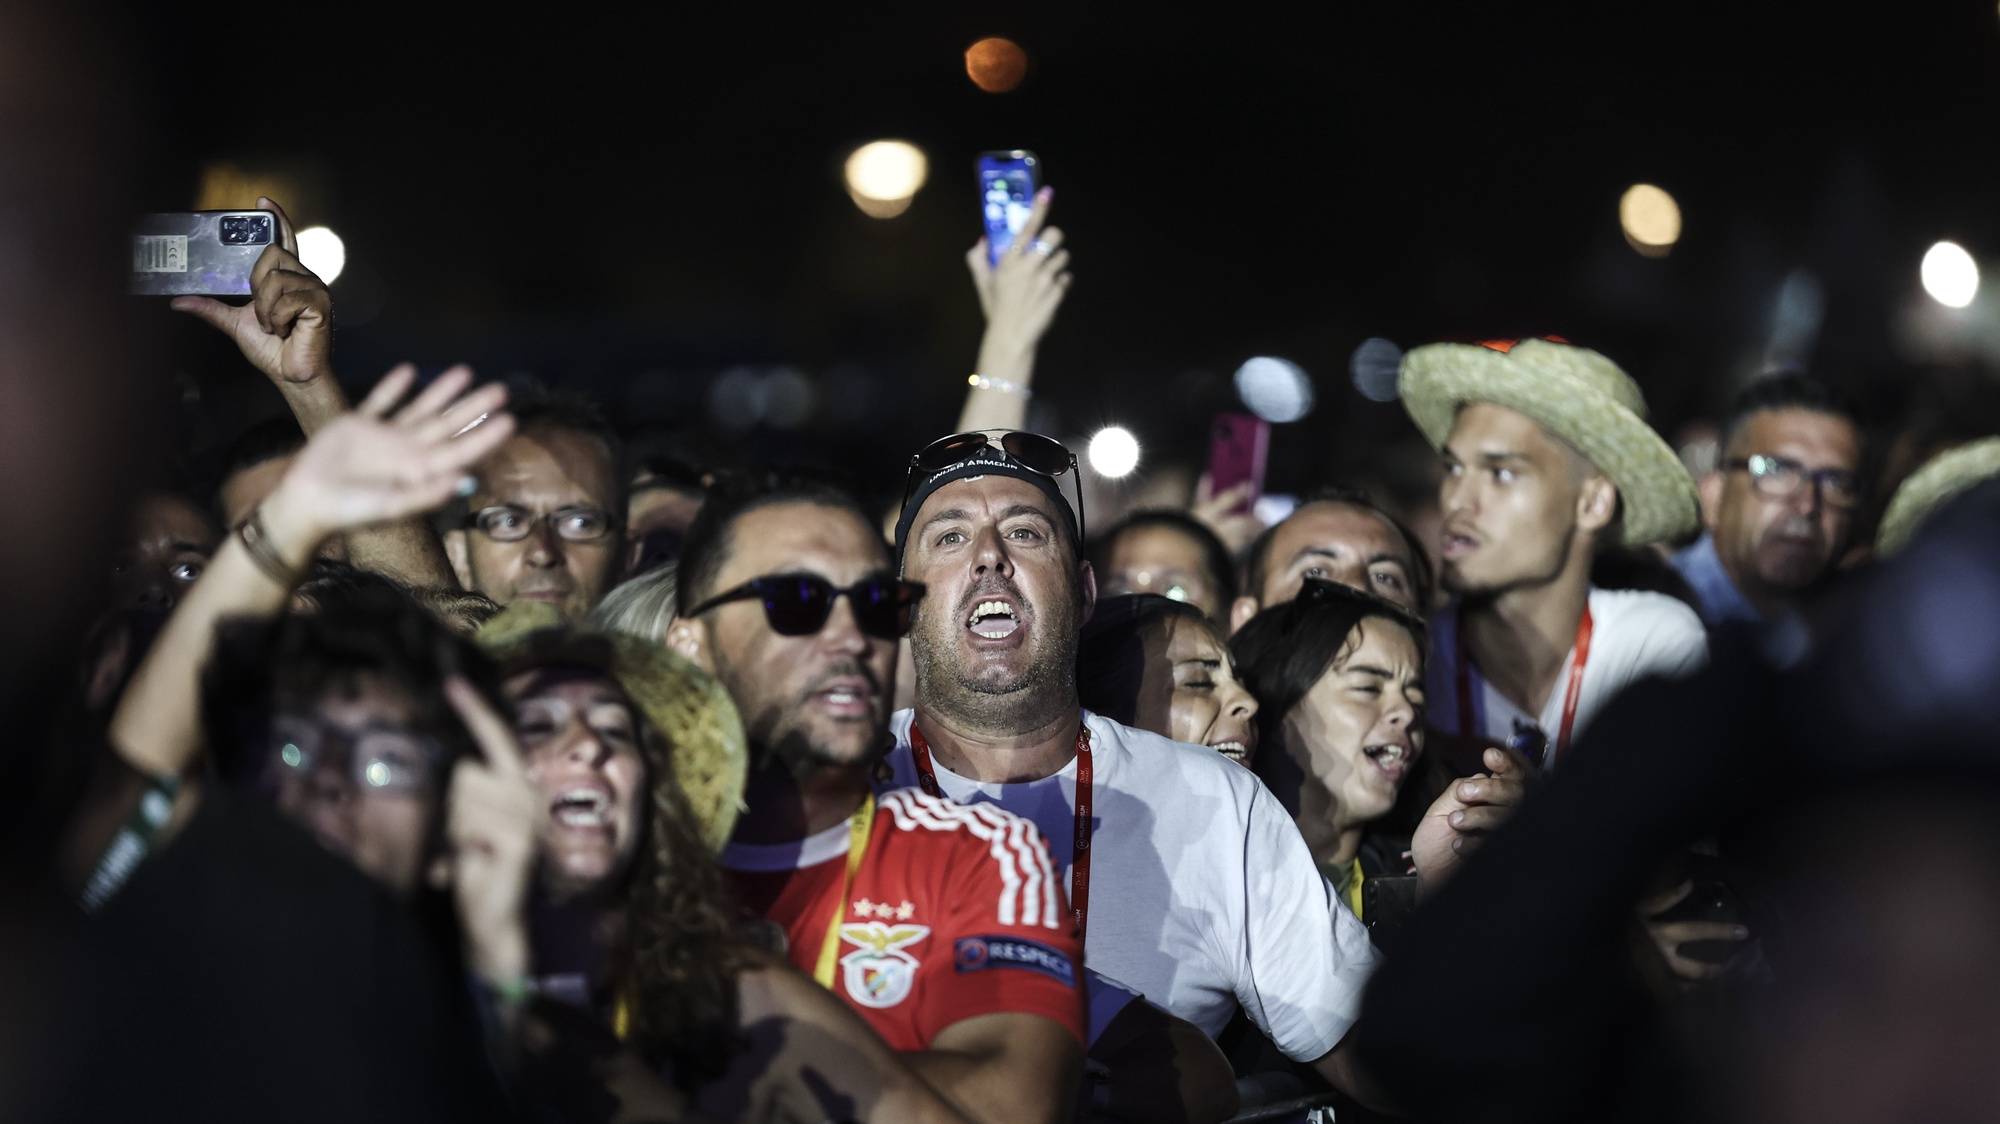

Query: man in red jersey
[[668, 474, 1083, 1124]]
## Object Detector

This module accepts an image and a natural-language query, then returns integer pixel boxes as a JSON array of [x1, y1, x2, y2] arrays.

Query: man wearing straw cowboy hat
[[1399, 337, 1708, 772]]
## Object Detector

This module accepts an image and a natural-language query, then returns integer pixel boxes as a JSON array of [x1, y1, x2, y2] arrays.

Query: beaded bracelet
[[967, 373, 1032, 398]]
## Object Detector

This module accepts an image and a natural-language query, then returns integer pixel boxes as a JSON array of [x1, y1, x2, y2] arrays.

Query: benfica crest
[[838, 920, 930, 1009]]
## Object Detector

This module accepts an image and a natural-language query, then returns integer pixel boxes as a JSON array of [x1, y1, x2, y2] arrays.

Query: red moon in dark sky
[[965, 37, 1028, 93]]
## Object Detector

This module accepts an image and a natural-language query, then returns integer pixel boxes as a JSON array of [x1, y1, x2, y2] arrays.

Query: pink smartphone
[[1206, 414, 1270, 514]]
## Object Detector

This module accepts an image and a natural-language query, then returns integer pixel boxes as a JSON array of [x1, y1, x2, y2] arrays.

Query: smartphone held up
[[129, 210, 276, 297], [977, 150, 1039, 265]]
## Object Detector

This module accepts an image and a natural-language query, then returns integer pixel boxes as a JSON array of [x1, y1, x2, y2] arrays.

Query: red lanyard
[[907, 720, 1093, 940], [1457, 604, 1594, 768]]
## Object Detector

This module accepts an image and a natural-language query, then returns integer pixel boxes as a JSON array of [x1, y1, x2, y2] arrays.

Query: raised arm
[[108, 365, 514, 780], [955, 187, 1073, 434], [172, 197, 461, 588]]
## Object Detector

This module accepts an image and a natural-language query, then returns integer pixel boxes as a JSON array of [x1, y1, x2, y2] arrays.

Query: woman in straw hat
[[474, 604, 968, 1121], [1397, 338, 1708, 774]]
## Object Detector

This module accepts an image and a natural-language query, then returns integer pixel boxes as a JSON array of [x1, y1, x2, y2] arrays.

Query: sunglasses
[[901, 430, 1085, 542], [686, 573, 925, 640]]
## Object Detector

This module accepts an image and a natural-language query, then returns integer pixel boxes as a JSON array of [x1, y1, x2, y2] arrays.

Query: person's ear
[[668, 617, 711, 671], [1576, 475, 1618, 535], [427, 854, 452, 890], [1697, 471, 1724, 532], [1078, 560, 1098, 624], [1229, 595, 1259, 636], [444, 529, 474, 589]]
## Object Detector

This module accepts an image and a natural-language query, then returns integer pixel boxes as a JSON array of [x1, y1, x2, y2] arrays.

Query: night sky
[[134, 3, 2000, 503]]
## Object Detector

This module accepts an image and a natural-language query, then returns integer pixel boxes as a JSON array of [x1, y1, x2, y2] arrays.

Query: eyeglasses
[[901, 430, 1086, 543], [262, 717, 445, 795], [686, 573, 926, 640], [466, 504, 617, 543], [1722, 454, 1861, 510]]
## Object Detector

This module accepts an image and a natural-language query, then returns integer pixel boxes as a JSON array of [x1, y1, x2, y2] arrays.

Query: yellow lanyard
[[812, 793, 876, 990], [1340, 858, 1365, 921]]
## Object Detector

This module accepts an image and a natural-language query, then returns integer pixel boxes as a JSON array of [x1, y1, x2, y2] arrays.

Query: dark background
[[130, 2, 2000, 509]]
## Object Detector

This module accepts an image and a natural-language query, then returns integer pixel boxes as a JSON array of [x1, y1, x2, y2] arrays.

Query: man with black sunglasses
[[669, 473, 1087, 1124], [1672, 372, 1864, 627], [886, 430, 1392, 1111]]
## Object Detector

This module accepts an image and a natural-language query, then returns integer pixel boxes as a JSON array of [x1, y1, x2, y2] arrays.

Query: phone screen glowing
[[978, 151, 1039, 266]]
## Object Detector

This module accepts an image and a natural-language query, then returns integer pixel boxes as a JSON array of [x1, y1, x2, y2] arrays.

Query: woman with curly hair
[[481, 606, 965, 1121]]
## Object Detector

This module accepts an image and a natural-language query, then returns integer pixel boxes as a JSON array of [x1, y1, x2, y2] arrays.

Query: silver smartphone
[[129, 210, 277, 296]]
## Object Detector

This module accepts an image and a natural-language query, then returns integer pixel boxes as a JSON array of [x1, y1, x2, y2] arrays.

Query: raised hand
[[260, 364, 515, 552], [966, 186, 1073, 368], [1411, 747, 1530, 892], [1190, 473, 1265, 558], [170, 196, 334, 387], [439, 675, 545, 987]]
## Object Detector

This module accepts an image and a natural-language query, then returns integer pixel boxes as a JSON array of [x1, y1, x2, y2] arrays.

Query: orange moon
[[965, 37, 1027, 93]]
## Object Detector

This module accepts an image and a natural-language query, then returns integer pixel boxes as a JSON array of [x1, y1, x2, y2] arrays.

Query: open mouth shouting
[[550, 782, 614, 833], [1361, 741, 1416, 785], [965, 596, 1025, 644]]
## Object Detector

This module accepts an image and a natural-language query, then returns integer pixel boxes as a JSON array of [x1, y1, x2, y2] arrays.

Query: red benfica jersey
[[721, 787, 1085, 1049]]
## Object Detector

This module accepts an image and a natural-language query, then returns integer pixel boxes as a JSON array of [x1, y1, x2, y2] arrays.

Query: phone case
[[129, 210, 277, 297], [1206, 413, 1271, 511]]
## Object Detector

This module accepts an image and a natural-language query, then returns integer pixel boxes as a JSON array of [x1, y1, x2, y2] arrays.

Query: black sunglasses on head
[[901, 430, 1085, 542], [686, 573, 925, 640]]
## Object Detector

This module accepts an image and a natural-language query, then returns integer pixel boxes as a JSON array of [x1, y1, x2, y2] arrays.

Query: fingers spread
[[393, 366, 475, 427], [357, 365, 418, 417], [417, 382, 510, 445]]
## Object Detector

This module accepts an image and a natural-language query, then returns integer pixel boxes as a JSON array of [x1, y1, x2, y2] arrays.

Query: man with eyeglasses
[[1673, 373, 1864, 627], [667, 473, 1088, 1124], [884, 430, 1391, 1111], [448, 391, 627, 622]]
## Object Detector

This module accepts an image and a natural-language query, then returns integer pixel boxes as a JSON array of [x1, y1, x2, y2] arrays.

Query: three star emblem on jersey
[[838, 920, 930, 1008]]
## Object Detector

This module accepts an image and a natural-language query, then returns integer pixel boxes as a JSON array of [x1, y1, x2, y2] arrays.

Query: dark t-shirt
[[48, 793, 512, 1123]]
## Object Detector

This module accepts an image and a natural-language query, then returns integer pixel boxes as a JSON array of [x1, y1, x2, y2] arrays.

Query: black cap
[[894, 445, 1080, 564]]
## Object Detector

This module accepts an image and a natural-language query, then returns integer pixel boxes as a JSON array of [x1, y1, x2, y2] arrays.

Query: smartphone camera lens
[[219, 214, 272, 246]]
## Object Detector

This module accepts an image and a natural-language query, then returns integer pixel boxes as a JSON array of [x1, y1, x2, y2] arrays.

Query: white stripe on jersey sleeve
[[879, 789, 1063, 930]]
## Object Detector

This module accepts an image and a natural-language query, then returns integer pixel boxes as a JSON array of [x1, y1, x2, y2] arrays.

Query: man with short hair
[[449, 393, 628, 622], [1092, 509, 1237, 623], [1398, 338, 1707, 771], [668, 474, 1087, 1124], [1228, 488, 1432, 632], [1672, 373, 1864, 626], [887, 432, 1416, 1108]]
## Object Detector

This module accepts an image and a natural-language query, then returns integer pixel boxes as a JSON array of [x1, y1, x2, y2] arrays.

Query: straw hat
[[1877, 437, 2000, 556], [475, 602, 748, 854], [1399, 337, 1699, 547]]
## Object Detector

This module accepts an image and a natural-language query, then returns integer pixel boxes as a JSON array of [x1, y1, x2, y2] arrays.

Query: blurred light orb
[[1234, 356, 1315, 423], [965, 37, 1028, 93], [1921, 241, 1980, 309], [1619, 183, 1681, 257], [1349, 337, 1404, 403], [297, 226, 346, 283], [845, 141, 929, 219], [1088, 426, 1141, 478]]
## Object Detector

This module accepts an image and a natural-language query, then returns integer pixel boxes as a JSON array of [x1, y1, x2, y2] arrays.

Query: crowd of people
[[14, 176, 2000, 1124]]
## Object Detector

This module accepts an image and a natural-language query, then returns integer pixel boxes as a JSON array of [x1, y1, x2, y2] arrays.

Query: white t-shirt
[[881, 709, 1380, 1061], [1426, 587, 1708, 765]]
